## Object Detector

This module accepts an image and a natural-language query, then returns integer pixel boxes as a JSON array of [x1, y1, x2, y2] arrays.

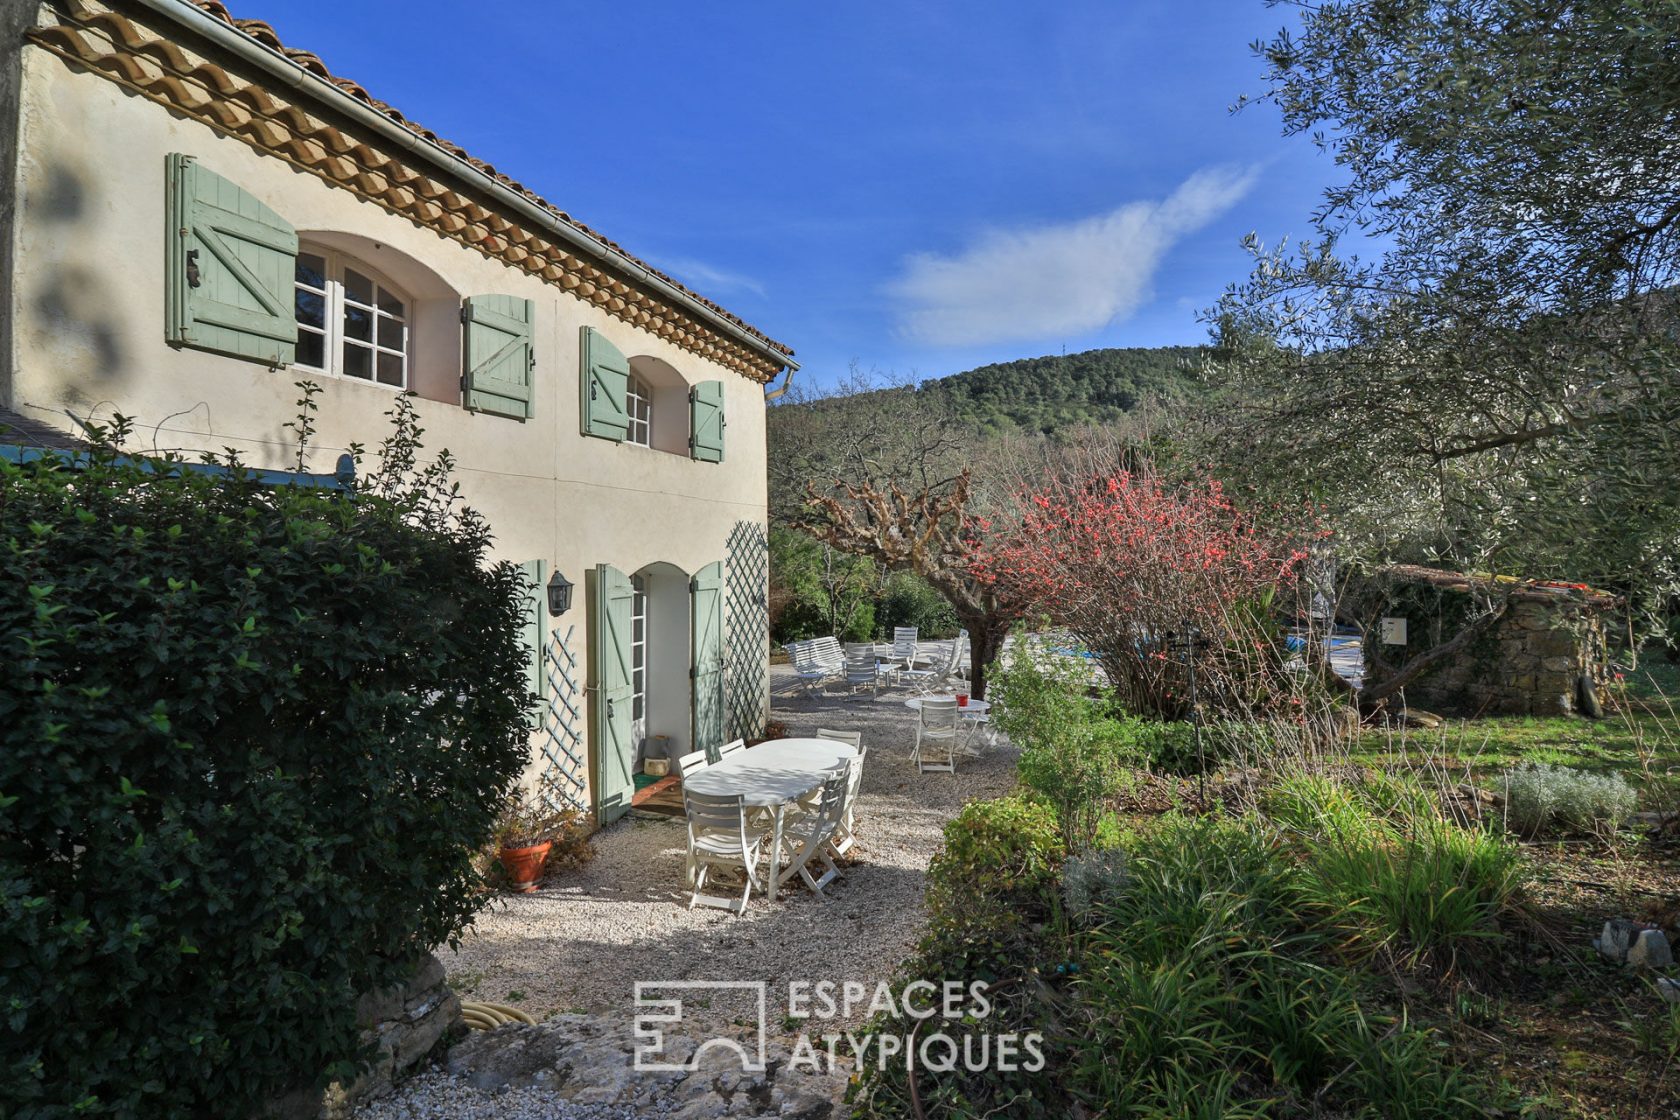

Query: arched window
[[294, 245, 410, 389], [626, 373, 652, 447], [626, 356, 691, 456]]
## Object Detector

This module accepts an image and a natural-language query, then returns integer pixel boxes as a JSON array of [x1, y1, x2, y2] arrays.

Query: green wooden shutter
[[591, 564, 636, 824], [517, 559, 547, 726], [464, 295, 536, 420], [579, 326, 629, 441], [165, 153, 298, 366], [690, 561, 725, 757], [689, 380, 725, 463]]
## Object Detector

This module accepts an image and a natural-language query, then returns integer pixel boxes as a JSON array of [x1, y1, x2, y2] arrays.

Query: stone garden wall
[[262, 953, 461, 1120], [1357, 565, 1615, 718]]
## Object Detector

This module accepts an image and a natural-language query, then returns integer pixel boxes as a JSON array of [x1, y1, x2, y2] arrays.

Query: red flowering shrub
[[973, 469, 1318, 718]]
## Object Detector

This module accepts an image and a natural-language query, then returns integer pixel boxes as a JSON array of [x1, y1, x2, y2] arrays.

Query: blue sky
[[255, 0, 1335, 390]]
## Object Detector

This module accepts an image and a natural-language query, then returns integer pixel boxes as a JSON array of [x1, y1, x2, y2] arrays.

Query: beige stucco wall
[[4, 46, 773, 809]]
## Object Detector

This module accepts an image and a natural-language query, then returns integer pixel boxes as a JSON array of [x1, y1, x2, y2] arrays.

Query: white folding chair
[[682, 789, 766, 913], [717, 738, 746, 760], [889, 627, 922, 684], [779, 765, 849, 897], [812, 733, 866, 856], [908, 639, 964, 696], [843, 643, 881, 694], [914, 699, 960, 773], [676, 748, 710, 777]]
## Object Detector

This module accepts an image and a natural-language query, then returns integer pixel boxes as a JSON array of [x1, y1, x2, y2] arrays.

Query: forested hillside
[[770, 345, 1206, 442], [925, 345, 1206, 432], [765, 344, 1207, 642]]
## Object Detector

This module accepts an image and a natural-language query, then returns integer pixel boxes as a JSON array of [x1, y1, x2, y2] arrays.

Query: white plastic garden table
[[903, 695, 991, 715], [681, 738, 858, 900]]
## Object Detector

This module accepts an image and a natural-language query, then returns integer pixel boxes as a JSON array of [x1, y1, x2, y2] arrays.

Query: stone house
[[0, 0, 796, 824]]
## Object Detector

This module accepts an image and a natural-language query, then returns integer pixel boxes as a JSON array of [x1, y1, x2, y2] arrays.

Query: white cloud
[[888, 166, 1258, 347], [658, 256, 767, 299]]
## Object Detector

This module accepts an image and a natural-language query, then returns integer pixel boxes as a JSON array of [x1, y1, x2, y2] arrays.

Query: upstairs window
[[626, 373, 652, 447], [294, 247, 409, 388]]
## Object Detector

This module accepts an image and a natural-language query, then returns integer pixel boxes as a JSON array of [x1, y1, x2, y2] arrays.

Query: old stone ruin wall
[[1405, 596, 1611, 718], [1358, 566, 1614, 718]]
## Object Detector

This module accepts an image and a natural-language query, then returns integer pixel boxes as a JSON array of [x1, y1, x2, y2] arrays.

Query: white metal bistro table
[[903, 695, 991, 714], [681, 738, 858, 900]]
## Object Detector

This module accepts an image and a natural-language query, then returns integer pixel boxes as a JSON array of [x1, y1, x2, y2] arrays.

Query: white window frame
[[630, 575, 648, 722], [625, 373, 652, 447], [294, 246, 410, 390]]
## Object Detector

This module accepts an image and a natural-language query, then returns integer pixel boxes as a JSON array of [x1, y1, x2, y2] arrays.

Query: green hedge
[[0, 422, 533, 1118]]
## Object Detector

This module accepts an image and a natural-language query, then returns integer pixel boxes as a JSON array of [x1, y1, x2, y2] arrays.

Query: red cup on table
[[956, 693, 969, 707]]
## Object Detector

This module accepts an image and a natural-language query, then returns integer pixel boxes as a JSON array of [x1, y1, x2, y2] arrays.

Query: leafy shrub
[[851, 795, 1069, 1120], [990, 641, 1140, 850], [0, 412, 532, 1118], [925, 794, 1065, 932], [1500, 763, 1638, 837], [1123, 717, 1201, 774], [873, 570, 959, 638], [767, 527, 877, 642], [1061, 847, 1130, 924]]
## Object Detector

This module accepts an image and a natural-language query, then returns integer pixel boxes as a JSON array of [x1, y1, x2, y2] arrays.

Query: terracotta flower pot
[[498, 841, 552, 893]]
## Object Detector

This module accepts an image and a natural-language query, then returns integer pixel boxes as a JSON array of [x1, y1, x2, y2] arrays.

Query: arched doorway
[[630, 561, 692, 776]]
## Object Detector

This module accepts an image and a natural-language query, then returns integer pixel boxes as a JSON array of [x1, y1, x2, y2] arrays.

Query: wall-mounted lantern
[[546, 570, 574, 617]]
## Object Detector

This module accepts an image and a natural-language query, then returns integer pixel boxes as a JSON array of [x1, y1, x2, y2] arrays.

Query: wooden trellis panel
[[537, 625, 588, 814], [725, 520, 769, 742]]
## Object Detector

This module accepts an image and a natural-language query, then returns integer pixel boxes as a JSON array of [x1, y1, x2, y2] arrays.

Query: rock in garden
[[1399, 707, 1444, 729], [419, 1012, 845, 1118], [1597, 918, 1645, 963], [1658, 978, 1680, 1005], [1627, 929, 1674, 970]]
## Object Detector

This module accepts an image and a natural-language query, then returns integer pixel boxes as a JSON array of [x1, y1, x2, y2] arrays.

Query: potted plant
[[493, 797, 563, 893]]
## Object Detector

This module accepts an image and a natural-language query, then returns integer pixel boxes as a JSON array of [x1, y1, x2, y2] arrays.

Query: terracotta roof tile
[[1381, 563, 1617, 609], [186, 0, 791, 360]]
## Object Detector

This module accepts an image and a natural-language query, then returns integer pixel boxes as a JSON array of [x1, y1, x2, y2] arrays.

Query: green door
[[591, 564, 636, 824], [691, 561, 726, 758]]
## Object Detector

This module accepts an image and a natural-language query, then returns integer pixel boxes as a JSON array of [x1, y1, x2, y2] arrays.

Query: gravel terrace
[[442, 665, 1018, 1042]]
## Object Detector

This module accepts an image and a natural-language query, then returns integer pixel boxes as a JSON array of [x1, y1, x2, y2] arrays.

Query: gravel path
[[442, 667, 1018, 1041]]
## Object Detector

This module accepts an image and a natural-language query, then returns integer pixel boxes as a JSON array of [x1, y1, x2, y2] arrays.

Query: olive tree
[[1207, 0, 1680, 642]]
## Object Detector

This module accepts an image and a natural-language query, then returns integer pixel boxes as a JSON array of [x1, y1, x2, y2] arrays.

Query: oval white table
[[682, 738, 858, 900]]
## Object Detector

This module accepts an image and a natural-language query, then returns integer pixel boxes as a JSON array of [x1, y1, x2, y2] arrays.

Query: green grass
[[1346, 711, 1680, 800]]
